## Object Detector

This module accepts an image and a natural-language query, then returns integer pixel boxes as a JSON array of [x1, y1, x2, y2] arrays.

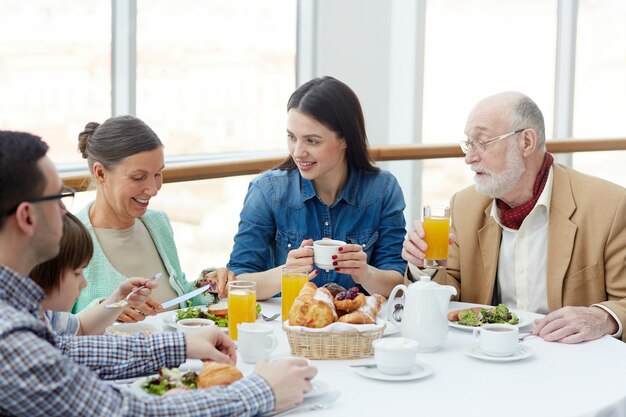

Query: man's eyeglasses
[[6, 186, 76, 215], [460, 128, 526, 155]]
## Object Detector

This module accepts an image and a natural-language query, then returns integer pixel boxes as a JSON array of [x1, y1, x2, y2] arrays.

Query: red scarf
[[496, 153, 554, 230]]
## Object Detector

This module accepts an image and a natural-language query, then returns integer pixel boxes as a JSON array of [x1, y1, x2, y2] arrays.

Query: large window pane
[[573, 0, 626, 187], [422, 0, 557, 203], [136, 0, 296, 156], [135, 1, 296, 273], [0, 1, 110, 163]]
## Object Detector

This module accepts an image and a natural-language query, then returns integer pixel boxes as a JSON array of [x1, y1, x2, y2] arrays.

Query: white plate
[[448, 309, 532, 331], [105, 322, 163, 336], [354, 361, 433, 382], [383, 321, 399, 337], [161, 309, 228, 333], [304, 380, 329, 399], [465, 344, 533, 362]]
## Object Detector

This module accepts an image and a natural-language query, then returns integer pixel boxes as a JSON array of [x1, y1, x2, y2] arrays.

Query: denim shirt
[[227, 168, 407, 290]]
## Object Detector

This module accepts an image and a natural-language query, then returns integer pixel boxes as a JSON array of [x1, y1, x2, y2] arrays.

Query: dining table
[[140, 299, 626, 417]]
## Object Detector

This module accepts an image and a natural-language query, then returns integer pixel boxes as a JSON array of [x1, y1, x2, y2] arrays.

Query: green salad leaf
[[173, 302, 262, 328], [455, 304, 519, 326], [141, 367, 198, 396]]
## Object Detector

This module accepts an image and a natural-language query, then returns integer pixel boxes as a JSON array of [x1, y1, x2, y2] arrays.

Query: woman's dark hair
[[30, 212, 94, 294], [77, 115, 163, 171], [276, 76, 378, 172], [0, 131, 49, 229]]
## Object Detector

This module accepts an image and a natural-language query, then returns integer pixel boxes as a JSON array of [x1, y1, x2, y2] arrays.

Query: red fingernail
[[335, 267, 340, 271], [332, 255, 337, 260], [338, 247, 343, 252], [332, 261, 338, 266]]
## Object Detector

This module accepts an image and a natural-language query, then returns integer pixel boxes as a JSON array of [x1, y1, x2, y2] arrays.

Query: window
[[0, 1, 110, 163], [421, 0, 558, 203]]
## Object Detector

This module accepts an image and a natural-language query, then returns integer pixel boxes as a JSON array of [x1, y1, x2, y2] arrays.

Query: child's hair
[[30, 212, 94, 293]]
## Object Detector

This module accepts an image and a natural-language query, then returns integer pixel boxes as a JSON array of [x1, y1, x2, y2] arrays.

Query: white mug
[[305, 239, 346, 271], [473, 323, 519, 357], [237, 323, 278, 364], [373, 337, 418, 375]]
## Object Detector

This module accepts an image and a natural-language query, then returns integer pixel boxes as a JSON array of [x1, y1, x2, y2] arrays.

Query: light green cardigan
[[72, 203, 210, 313]]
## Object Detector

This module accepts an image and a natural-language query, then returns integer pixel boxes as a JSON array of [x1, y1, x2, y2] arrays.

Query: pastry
[[322, 282, 346, 298], [289, 282, 337, 328], [197, 361, 243, 388], [337, 294, 385, 324], [333, 287, 366, 311]]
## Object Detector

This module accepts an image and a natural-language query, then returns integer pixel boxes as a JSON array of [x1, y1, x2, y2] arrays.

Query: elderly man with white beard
[[402, 91, 626, 344]]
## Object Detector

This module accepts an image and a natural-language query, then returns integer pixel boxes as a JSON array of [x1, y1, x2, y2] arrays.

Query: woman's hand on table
[[185, 327, 237, 365], [532, 305, 619, 343], [254, 358, 317, 412]]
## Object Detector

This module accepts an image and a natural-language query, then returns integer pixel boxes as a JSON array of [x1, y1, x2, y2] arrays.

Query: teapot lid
[[410, 274, 439, 288]]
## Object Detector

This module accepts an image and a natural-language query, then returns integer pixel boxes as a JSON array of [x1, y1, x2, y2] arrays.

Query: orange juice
[[423, 216, 450, 263], [281, 272, 308, 319], [228, 289, 256, 340]]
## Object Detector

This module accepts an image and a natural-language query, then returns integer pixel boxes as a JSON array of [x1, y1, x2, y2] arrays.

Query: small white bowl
[[105, 322, 162, 336], [176, 318, 216, 333]]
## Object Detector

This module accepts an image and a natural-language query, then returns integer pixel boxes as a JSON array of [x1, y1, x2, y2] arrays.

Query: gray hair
[[509, 96, 546, 146], [77, 115, 163, 171]]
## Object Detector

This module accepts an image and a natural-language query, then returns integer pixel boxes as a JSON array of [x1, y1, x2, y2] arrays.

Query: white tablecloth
[[146, 299, 626, 417]]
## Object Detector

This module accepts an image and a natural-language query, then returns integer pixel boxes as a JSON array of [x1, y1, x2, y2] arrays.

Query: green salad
[[174, 302, 262, 328], [457, 304, 519, 326], [141, 367, 198, 396]]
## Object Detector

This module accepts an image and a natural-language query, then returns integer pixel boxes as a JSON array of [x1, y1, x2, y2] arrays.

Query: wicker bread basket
[[282, 322, 385, 360]]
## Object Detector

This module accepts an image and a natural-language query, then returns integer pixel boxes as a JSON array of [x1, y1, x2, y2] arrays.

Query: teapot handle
[[386, 284, 407, 327]]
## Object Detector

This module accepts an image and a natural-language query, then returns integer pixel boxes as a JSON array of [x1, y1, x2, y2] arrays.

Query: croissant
[[289, 282, 337, 328], [337, 294, 385, 324], [197, 362, 243, 388]]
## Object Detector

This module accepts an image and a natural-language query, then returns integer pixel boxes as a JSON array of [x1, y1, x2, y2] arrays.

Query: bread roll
[[197, 362, 243, 388], [208, 300, 228, 318]]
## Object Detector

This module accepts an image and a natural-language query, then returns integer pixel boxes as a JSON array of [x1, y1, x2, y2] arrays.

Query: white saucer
[[465, 344, 533, 362], [161, 310, 228, 333], [304, 380, 329, 399], [354, 361, 433, 381]]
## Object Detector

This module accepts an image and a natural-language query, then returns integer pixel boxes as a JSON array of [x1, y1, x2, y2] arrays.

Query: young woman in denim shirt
[[227, 76, 407, 299]]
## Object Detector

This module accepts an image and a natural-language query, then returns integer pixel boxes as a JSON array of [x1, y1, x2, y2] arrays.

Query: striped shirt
[[43, 310, 80, 335], [0, 264, 275, 417]]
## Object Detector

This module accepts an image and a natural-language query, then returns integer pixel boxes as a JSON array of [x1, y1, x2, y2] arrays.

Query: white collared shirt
[[491, 167, 622, 337], [491, 168, 553, 314]]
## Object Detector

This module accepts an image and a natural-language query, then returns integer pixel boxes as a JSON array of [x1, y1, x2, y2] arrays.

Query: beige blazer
[[435, 163, 626, 341]]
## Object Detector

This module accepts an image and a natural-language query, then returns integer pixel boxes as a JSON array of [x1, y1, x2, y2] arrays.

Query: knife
[[161, 284, 212, 309]]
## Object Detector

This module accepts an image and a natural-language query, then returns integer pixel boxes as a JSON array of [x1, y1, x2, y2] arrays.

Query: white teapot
[[386, 275, 457, 352]]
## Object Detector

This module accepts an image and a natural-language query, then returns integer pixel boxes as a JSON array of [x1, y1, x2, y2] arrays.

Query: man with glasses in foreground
[[402, 92, 626, 344], [0, 130, 316, 417]]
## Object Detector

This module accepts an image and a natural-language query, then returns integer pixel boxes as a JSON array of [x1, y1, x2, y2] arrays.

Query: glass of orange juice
[[423, 204, 450, 269], [227, 280, 256, 340], [281, 266, 309, 322]]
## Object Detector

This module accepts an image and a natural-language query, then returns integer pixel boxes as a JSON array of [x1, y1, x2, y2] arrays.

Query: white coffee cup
[[372, 337, 418, 375], [473, 323, 519, 357], [237, 323, 278, 364], [305, 239, 346, 271], [176, 318, 216, 334]]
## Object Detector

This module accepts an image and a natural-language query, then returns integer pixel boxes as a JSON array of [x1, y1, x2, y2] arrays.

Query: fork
[[261, 313, 280, 322], [104, 272, 162, 309]]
